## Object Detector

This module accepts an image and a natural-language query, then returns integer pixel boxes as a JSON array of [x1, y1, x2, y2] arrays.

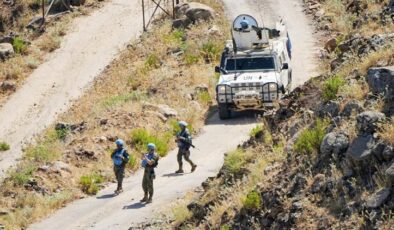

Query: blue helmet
[[147, 143, 156, 150], [115, 139, 124, 146], [178, 121, 188, 127]]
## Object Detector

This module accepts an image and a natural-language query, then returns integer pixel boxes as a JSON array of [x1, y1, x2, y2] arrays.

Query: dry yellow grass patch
[[379, 118, 394, 146]]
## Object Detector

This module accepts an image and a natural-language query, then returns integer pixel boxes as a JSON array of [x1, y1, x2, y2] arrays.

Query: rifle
[[177, 135, 196, 148]]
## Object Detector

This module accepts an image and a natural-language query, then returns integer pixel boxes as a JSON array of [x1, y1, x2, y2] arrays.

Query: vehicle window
[[225, 57, 275, 71]]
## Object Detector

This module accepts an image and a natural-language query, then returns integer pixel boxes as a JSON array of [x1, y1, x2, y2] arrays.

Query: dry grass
[[379, 118, 394, 146]]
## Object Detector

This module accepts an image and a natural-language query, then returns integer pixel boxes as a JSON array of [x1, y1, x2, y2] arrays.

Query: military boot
[[191, 164, 197, 172], [175, 168, 184, 174], [140, 193, 148, 202], [146, 194, 153, 203]]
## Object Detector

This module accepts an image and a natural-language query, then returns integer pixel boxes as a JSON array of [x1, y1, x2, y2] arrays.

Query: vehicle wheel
[[287, 71, 293, 92], [218, 104, 231, 119]]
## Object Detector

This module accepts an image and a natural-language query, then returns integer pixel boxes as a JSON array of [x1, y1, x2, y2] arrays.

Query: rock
[[356, 111, 385, 134], [289, 173, 307, 196], [99, 119, 108, 126], [0, 36, 13, 44], [187, 202, 207, 220], [382, 145, 394, 161], [386, 162, 394, 182], [0, 209, 9, 216], [346, 134, 376, 161], [70, 0, 85, 6], [172, 18, 191, 29], [0, 43, 14, 60], [185, 2, 215, 22], [330, 58, 343, 71], [75, 148, 97, 160], [320, 132, 349, 157], [0, 81, 16, 92], [365, 188, 391, 208], [311, 174, 326, 193], [366, 66, 394, 95], [324, 38, 337, 53], [208, 25, 220, 36], [38, 165, 50, 172], [26, 17, 45, 30], [55, 121, 87, 133], [195, 84, 209, 93], [52, 161, 71, 173], [316, 101, 340, 118], [157, 104, 178, 118], [341, 100, 363, 117], [174, 3, 190, 17]]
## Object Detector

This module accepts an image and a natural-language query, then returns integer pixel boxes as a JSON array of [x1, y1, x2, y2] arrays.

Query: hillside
[[145, 0, 394, 229]]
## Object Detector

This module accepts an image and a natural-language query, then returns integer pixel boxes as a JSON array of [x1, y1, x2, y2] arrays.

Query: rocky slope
[[149, 0, 394, 229]]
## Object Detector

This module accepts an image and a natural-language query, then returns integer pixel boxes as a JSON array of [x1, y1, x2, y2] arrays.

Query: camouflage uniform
[[141, 152, 159, 202], [111, 148, 130, 192], [176, 128, 196, 172]]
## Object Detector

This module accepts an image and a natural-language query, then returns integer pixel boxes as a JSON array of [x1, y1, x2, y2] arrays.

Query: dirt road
[[0, 0, 143, 180], [29, 0, 319, 229]]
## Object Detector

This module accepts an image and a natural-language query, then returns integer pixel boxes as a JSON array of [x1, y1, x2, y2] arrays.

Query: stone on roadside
[[158, 104, 178, 118], [341, 100, 363, 117], [346, 134, 376, 161], [365, 187, 391, 209], [0, 43, 14, 60], [366, 66, 394, 95], [320, 132, 349, 157], [356, 111, 385, 134], [324, 38, 337, 53], [53, 161, 71, 173], [185, 2, 215, 22], [0, 81, 16, 92]]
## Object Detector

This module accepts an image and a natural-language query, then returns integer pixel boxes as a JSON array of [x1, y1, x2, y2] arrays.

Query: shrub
[[144, 54, 160, 69], [243, 190, 261, 210], [250, 125, 263, 138], [25, 141, 61, 163], [55, 127, 69, 140], [220, 225, 230, 230], [130, 128, 171, 157], [80, 173, 104, 195], [197, 91, 212, 105], [294, 119, 329, 155], [127, 154, 138, 170], [0, 142, 10, 151], [11, 164, 36, 186], [184, 54, 200, 65], [200, 41, 221, 62], [322, 75, 345, 102], [12, 37, 28, 54], [224, 149, 250, 174], [101, 91, 147, 109]]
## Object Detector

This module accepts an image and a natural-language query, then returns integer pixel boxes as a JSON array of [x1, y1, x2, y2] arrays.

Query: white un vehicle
[[215, 14, 292, 119]]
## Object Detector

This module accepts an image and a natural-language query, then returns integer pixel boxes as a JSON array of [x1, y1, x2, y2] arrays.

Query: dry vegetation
[[0, 0, 105, 105], [0, 0, 228, 229]]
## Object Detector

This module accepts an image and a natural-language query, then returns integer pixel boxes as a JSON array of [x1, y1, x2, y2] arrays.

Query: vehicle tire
[[287, 71, 293, 92], [218, 104, 231, 119]]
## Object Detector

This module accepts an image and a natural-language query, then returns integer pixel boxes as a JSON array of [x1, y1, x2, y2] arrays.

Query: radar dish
[[232, 14, 258, 32]]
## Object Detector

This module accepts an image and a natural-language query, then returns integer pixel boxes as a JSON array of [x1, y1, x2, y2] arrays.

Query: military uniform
[[111, 148, 130, 193], [141, 152, 159, 203], [176, 128, 196, 173]]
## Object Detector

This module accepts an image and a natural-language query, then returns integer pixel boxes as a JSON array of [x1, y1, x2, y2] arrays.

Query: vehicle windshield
[[225, 56, 276, 72]]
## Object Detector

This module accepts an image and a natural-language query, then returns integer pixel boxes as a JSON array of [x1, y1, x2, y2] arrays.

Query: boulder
[[324, 38, 337, 53], [70, 0, 85, 6], [346, 134, 376, 161], [157, 104, 178, 118], [52, 161, 71, 173], [185, 2, 215, 22], [356, 111, 385, 134], [0, 43, 14, 60], [382, 145, 394, 161], [341, 100, 363, 117], [0, 81, 16, 92], [366, 66, 394, 95], [316, 101, 340, 118], [172, 18, 191, 29], [320, 132, 349, 157], [365, 187, 391, 209], [174, 3, 191, 17], [386, 162, 394, 182]]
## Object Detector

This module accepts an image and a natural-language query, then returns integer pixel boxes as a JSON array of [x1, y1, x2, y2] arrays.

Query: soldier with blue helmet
[[175, 121, 197, 174], [111, 139, 130, 195], [140, 143, 159, 203]]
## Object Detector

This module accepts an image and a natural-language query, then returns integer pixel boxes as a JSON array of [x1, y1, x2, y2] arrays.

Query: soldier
[[111, 139, 130, 195], [175, 121, 197, 173], [140, 143, 159, 203]]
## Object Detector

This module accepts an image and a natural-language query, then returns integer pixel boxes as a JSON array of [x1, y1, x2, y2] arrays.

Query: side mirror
[[282, 63, 289, 70], [215, 66, 220, 73]]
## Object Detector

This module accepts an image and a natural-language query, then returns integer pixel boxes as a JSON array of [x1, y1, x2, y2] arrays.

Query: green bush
[[197, 91, 212, 105], [224, 149, 249, 174], [11, 165, 36, 186], [294, 119, 329, 155], [170, 29, 185, 43], [243, 190, 261, 210], [0, 142, 10, 151], [101, 91, 147, 109], [25, 141, 61, 163], [12, 37, 28, 54], [184, 54, 200, 65], [220, 225, 230, 230], [130, 128, 171, 157], [127, 154, 138, 170], [250, 125, 263, 138], [144, 54, 160, 69], [55, 127, 69, 140], [322, 75, 345, 102], [80, 173, 104, 195], [200, 41, 221, 62]]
